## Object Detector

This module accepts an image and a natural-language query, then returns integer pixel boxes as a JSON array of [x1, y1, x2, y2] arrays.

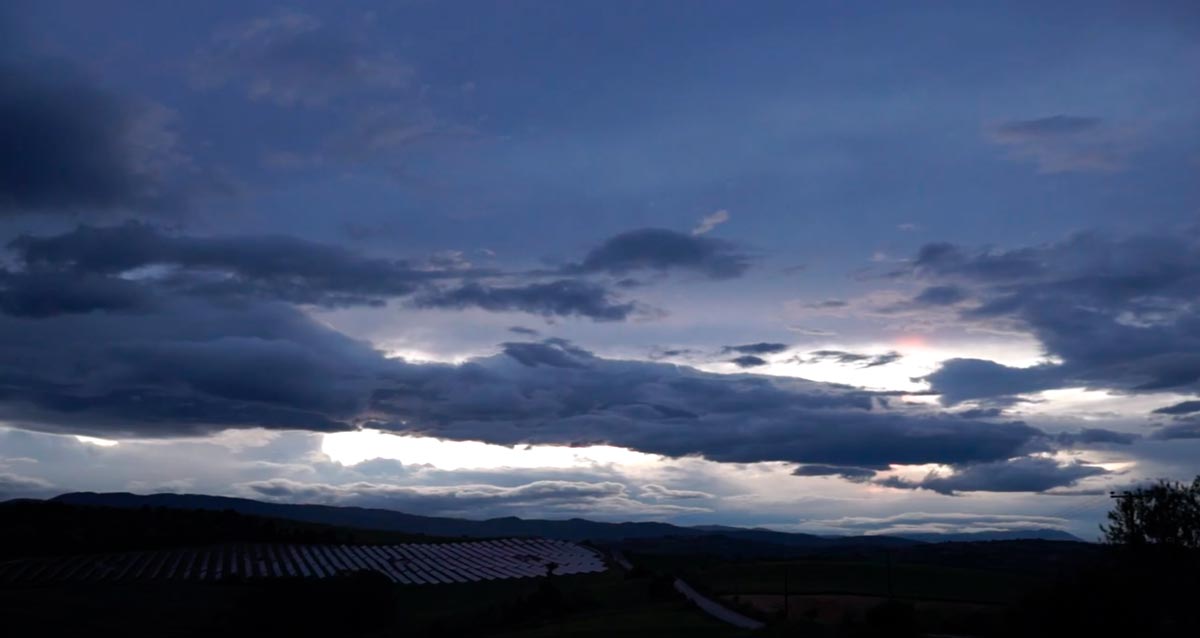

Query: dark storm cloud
[[722, 342, 789, 355], [1054, 428, 1139, 446], [912, 242, 1042, 282], [368, 342, 1049, 469], [922, 359, 1060, 405], [957, 407, 1003, 419], [909, 231, 1200, 405], [0, 282, 1062, 477], [791, 464, 878, 480], [6, 225, 647, 321], [879, 457, 1108, 495], [565, 228, 750, 280], [501, 340, 593, 369], [0, 296, 381, 437], [729, 355, 768, 368], [191, 11, 411, 107], [1151, 419, 1200, 440], [804, 350, 902, 368], [8, 223, 450, 309], [0, 271, 151, 318], [1153, 400, 1200, 416], [413, 279, 636, 321], [0, 61, 185, 215], [912, 285, 968, 306]]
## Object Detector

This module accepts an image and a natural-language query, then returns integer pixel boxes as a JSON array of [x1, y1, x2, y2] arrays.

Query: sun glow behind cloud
[[745, 338, 1047, 395]]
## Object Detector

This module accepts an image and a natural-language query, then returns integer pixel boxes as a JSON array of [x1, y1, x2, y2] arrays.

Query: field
[[627, 550, 1052, 635], [670, 557, 1037, 604]]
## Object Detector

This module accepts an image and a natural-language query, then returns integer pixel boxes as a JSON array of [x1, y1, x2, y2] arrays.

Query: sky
[[1, 1, 1199, 539]]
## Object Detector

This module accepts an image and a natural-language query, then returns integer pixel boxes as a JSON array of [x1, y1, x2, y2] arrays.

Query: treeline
[[0, 500, 421, 560]]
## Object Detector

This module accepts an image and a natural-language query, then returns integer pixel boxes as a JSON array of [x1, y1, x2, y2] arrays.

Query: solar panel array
[[0, 539, 606, 586]]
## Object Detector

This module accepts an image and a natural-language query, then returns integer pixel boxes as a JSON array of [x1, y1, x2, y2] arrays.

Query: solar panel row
[[0, 539, 606, 586]]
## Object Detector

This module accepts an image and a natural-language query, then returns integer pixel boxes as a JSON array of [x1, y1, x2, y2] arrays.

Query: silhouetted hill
[[896, 529, 1085, 543], [0, 498, 442, 560], [50, 491, 912, 548]]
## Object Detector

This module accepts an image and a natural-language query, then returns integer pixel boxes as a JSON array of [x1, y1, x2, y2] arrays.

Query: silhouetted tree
[[1102, 476, 1200, 548]]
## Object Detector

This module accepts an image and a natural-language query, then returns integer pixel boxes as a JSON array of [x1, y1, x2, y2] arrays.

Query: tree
[[1102, 476, 1200, 548]]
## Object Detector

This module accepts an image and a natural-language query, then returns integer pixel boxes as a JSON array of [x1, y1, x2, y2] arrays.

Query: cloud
[[239, 477, 704, 518], [809, 512, 1071, 536], [957, 407, 1003, 419], [192, 11, 411, 107], [0, 471, 53, 497], [879, 456, 1109, 495], [908, 231, 1200, 405], [922, 359, 1061, 405], [722, 342, 789, 355], [1153, 400, 1200, 416], [729, 355, 768, 368], [692, 209, 730, 236], [501, 339, 594, 369], [413, 280, 636, 321], [640, 484, 713, 500], [791, 464, 878, 480], [6, 224, 650, 322], [565, 228, 750, 280], [0, 325, 1052, 472], [7, 223, 453, 310], [1151, 418, 1200, 440], [508, 326, 540, 336], [804, 350, 902, 368], [0, 61, 190, 215], [368, 343, 1049, 470], [0, 271, 151, 318], [1054, 428, 1139, 446], [912, 285, 968, 306], [0, 295, 383, 437], [988, 115, 1136, 173], [0, 225, 1069, 480], [805, 299, 848, 309]]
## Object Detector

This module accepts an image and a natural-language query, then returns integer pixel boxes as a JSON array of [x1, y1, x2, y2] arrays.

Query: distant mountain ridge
[[49, 492, 1084, 544], [895, 529, 1083, 543]]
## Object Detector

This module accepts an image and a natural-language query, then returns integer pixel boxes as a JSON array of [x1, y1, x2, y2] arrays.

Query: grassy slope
[[490, 568, 749, 638], [634, 554, 1039, 605]]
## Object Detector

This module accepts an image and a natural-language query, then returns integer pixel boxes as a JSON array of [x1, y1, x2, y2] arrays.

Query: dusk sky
[[2, 1, 1199, 539]]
